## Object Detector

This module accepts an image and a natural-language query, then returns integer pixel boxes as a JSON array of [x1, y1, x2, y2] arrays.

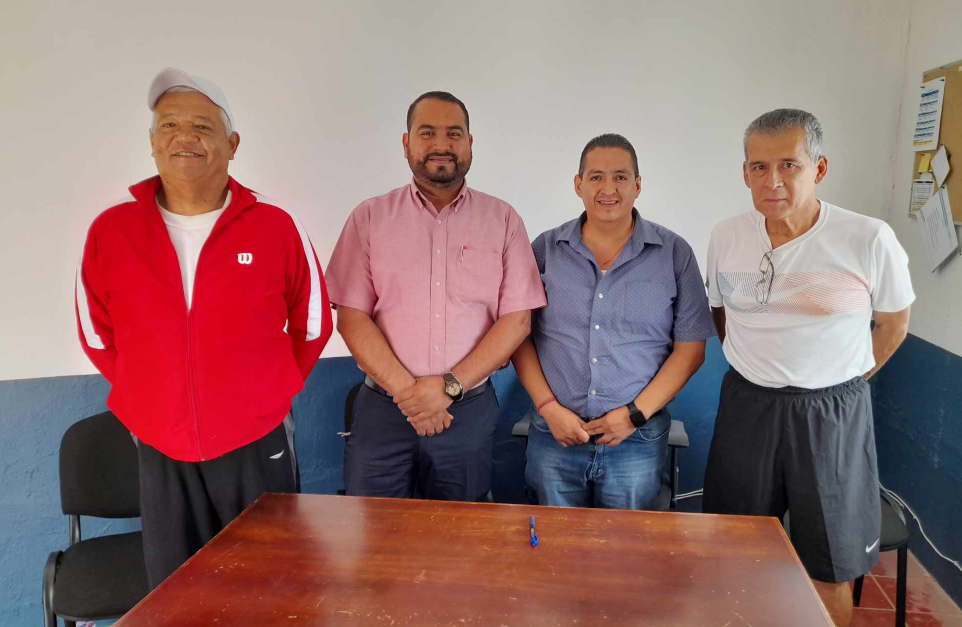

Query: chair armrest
[[512, 414, 532, 437], [668, 420, 689, 448]]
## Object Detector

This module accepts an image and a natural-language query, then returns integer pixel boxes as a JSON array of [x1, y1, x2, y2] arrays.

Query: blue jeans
[[525, 408, 671, 510]]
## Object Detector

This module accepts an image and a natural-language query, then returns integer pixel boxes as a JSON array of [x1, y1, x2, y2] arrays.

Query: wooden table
[[116, 494, 832, 626]]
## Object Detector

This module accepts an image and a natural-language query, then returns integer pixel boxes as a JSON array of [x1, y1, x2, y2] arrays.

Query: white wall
[[888, 0, 962, 357], [0, 0, 911, 381]]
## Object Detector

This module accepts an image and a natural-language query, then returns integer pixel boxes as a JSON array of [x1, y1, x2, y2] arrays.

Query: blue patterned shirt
[[531, 210, 715, 418]]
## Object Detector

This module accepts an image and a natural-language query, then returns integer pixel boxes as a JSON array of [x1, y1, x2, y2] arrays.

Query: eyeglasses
[[756, 250, 775, 305]]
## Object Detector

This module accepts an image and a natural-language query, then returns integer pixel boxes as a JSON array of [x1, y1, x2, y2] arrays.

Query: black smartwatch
[[626, 401, 648, 428]]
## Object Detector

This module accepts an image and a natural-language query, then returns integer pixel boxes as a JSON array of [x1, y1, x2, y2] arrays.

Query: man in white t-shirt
[[703, 108, 914, 627]]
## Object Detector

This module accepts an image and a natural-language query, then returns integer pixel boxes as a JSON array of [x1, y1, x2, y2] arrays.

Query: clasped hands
[[541, 402, 636, 447], [394, 376, 453, 437], [393, 378, 637, 444]]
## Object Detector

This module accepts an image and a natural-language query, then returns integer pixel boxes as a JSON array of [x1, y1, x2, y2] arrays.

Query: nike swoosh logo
[[269, 451, 285, 460], [866, 538, 880, 553]]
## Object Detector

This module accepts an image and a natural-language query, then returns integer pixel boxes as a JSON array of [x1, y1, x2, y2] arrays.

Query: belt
[[578, 407, 667, 423], [577, 407, 668, 442], [579, 415, 601, 443], [363, 376, 492, 401]]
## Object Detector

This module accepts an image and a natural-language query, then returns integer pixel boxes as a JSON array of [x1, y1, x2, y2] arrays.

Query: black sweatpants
[[137, 418, 299, 589]]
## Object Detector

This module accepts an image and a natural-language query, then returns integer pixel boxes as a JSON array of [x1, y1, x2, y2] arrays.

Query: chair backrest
[[59, 411, 140, 518], [344, 382, 363, 433]]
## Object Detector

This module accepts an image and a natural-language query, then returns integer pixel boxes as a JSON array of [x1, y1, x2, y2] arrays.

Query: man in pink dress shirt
[[326, 91, 546, 501]]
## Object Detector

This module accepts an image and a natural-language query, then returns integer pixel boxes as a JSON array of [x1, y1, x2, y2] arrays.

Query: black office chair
[[852, 490, 910, 627], [343, 381, 363, 436], [336, 382, 364, 495], [42, 411, 149, 627], [511, 413, 691, 508]]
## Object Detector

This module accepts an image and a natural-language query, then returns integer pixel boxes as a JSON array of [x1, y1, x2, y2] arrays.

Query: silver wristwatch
[[443, 372, 464, 402]]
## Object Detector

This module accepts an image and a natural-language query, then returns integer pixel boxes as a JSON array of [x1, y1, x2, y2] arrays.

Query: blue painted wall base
[[871, 334, 962, 609], [3, 335, 960, 623]]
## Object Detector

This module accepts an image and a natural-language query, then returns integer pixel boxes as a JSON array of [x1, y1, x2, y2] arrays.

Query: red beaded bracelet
[[536, 397, 557, 413]]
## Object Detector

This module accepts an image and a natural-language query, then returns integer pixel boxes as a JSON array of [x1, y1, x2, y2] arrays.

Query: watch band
[[626, 401, 648, 428]]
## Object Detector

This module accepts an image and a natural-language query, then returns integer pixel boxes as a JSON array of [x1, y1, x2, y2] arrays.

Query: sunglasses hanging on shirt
[[755, 250, 775, 305]]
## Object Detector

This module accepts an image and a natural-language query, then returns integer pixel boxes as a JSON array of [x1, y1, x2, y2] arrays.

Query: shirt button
[[436, 312, 441, 319], [435, 281, 441, 287], [591, 390, 597, 396], [598, 293, 604, 299], [591, 358, 598, 364], [434, 345, 440, 351], [594, 324, 600, 330], [436, 249, 441, 254], [437, 219, 442, 225]]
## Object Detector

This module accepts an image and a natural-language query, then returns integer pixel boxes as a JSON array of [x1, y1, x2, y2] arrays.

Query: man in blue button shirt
[[512, 133, 715, 510]]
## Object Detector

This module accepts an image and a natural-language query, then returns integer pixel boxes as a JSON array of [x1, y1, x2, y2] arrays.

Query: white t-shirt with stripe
[[706, 200, 915, 389]]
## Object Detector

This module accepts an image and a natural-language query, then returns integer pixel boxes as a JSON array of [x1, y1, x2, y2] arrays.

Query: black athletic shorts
[[703, 368, 880, 583]]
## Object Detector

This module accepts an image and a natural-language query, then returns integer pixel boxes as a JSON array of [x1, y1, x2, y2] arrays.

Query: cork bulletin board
[[912, 59, 962, 224]]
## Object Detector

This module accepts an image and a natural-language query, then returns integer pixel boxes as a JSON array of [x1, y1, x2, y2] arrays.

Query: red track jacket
[[76, 176, 332, 461]]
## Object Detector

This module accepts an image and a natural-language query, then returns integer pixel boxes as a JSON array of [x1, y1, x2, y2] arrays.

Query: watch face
[[444, 374, 462, 397]]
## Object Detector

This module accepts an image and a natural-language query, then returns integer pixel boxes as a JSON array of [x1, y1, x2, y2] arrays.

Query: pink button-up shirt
[[327, 180, 546, 379]]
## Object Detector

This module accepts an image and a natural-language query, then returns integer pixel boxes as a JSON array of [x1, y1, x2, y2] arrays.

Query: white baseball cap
[[148, 67, 236, 132]]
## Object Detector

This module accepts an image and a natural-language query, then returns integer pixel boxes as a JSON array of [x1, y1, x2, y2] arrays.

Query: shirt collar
[[556, 208, 663, 249], [155, 189, 232, 214], [625, 209, 663, 255], [409, 177, 469, 213]]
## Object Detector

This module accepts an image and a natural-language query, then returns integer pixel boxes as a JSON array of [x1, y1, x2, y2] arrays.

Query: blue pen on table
[[529, 515, 539, 548]]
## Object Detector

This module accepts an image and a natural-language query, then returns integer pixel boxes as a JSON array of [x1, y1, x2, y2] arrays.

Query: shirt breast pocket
[[455, 249, 503, 305], [622, 280, 675, 339]]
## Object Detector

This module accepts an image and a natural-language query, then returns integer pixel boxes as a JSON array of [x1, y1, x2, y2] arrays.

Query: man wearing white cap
[[75, 68, 333, 588]]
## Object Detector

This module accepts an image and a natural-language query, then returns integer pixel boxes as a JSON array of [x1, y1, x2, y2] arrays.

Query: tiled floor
[[851, 551, 962, 626]]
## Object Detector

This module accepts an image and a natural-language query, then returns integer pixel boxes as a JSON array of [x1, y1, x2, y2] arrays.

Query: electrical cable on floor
[[880, 483, 962, 575]]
